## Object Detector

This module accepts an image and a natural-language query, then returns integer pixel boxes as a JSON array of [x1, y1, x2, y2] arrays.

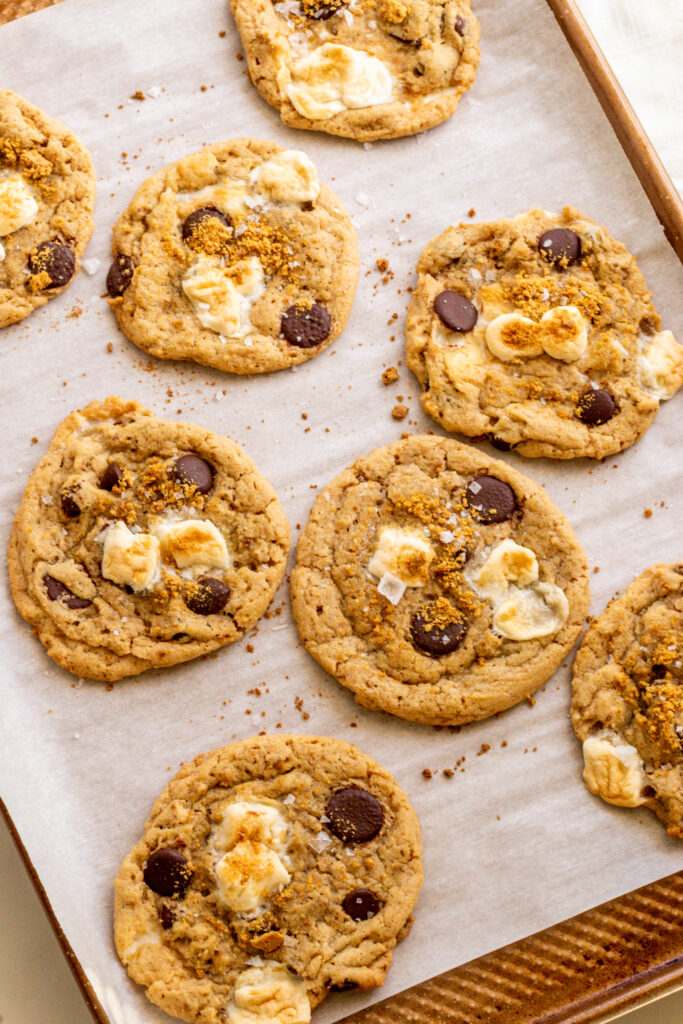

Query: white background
[[1, 0, 682, 1022]]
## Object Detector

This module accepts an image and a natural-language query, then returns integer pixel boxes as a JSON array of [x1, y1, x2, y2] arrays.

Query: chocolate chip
[[454, 14, 466, 34], [281, 303, 332, 348], [576, 387, 617, 426], [538, 228, 581, 267], [433, 291, 478, 333], [182, 207, 231, 245], [466, 476, 517, 524], [174, 454, 214, 494], [410, 611, 467, 656], [43, 574, 93, 610], [342, 889, 381, 921], [329, 981, 358, 992], [159, 904, 176, 930], [100, 462, 124, 491], [28, 241, 75, 288], [61, 490, 81, 518], [106, 254, 134, 297], [143, 848, 193, 898], [326, 787, 384, 844], [300, 0, 347, 19], [185, 577, 230, 615], [488, 435, 513, 452]]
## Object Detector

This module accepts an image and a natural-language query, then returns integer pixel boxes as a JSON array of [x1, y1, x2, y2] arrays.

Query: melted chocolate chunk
[[174, 454, 214, 494], [454, 14, 466, 34], [326, 787, 384, 844], [159, 904, 176, 930], [185, 577, 230, 615], [28, 241, 75, 289], [43, 574, 92, 610], [106, 254, 134, 297], [488, 435, 513, 452], [538, 228, 581, 267], [281, 303, 332, 348], [61, 490, 81, 518], [465, 476, 517, 524], [342, 889, 381, 921], [410, 611, 467, 656], [100, 461, 124, 491], [182, 207, 231, 245], [143, 848, 193, 898], [576, 387, 617, 426], [433, 290, 478, 333]]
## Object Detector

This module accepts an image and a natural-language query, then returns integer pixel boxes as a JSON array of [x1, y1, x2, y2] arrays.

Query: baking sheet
[[1, 1, 682, 1023]]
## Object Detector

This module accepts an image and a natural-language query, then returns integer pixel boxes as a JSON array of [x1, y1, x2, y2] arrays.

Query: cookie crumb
[[476, 743, 490, 756], [376, 258, 389, 273], [130, 90, 146, 101], [467, 207, 476, 218], [422, 768, 433, 779], [382, 366, 399, 385], [643, 508, 653, 518], [392, 404, 408, 420]]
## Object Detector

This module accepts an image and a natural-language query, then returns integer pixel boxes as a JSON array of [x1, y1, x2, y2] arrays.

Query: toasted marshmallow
[[101, 522, 160, 592], [638, 330, 683, 400], [152, 519, 230, 571], [0, 173, 38, 236], [475, 540, 539, 600], [485, 313, 543, 362], [213, 802, 290, 914], [182, 256, 265, 337], [252, 150, 320, 205], [582, 729, 648, 807], [485, 306, 587, 363], [184, 181, 249, 223], [122, 925, 162, 963], [368, 527, 434, 587], [493, 581, 568, 640], [228, 963, 310, 1024], [540, 305, 587, 362], [285, 44, 393, 121]]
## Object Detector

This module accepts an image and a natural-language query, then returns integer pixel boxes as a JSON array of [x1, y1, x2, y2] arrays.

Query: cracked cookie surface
[[291, 434, 590, 725], [0, 89, 95, 327], [228, 0, 480, 141], [114, 734, 423, 1024], [8, 397, 289, 681], [406, 207, 683, 459], [571, 563, 683, 837], [107, 138, 358, 374]]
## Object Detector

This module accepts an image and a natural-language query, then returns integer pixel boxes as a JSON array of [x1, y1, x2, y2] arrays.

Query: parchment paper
[[1, 1, 682, 1022]]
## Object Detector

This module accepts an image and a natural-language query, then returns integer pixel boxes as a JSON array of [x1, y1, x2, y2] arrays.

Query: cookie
[[107, 139, 359, 374], [228, 0, 480, 141], [0, 89, 95, 327], [290, 435, 590, 725], [406, 207, 683, 459], [8, 397, 289, 682], [571, 563, 683, 838], [114, 734, 423, 1024]]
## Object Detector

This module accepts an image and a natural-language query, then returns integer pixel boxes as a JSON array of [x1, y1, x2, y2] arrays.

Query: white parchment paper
[[1, 1, 682, 1022]]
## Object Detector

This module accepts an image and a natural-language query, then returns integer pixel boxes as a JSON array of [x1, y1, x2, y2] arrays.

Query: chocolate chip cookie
[[8, 397, 290, 681], [571, 563, 683, 837], [406, 207, 683, 458], [291, 434, 590, 725], [228, 0, 480, 141], [114, 734, 423, 1024], [0, 89, 95, 327], [107, 138, 359, 374]]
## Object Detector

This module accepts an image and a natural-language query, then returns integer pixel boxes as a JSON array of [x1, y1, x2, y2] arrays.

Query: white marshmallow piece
[[0, 240, 5, 262], [285, 44, 393, 121], [368, 527, 434, 587], [252, 150, 320, 205], [213, 802, 291, 914], [475, 539, 539, 600], [0, 173, 39, 236], [493, 581, 569, 640], [228, 963, 310, 1024], [122, 925, 162, 963], [638, 330, 683, 400], [152, 519, 230, 571], [101, 522, 160, 593], [484, 306, 587, 363], [182, 256, 265, 337], [582, 729, 648, 807], [485, 313, 543, 362], [540, 305, 587, 362]]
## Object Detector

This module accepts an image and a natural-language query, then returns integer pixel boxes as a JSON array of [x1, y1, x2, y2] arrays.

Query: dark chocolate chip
[[538, 228, 581, 267], [281, 303, 332, 348], [326, 787, 384, 844], [342, 889, 381, 921], [43, 574, 93, 610], [143, 847, 193, 898], [465, 476, 517, 524], [106, 254, 134, 297], [185, 577, 230, 616], [454, 14, 466, 34], [159, 904, 176, 930], [652, 664, 667, 679], [182, 207, 231, 244], [61, 490, 81, 518], [174, 454, 214, 494], [100, 461, 124, 491], [28, 241, 75, 288], [329, 981, 358, 992], [576, 387, 617, 426], [433, 290, 478, 333], [488, 435, 513, 452], [410, 610, 467, 656], [300, 0, 347, 19]]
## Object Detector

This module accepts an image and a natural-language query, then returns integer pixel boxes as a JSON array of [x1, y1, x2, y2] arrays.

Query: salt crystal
[[282, 793, 295, 805], [245, 955, 266, 967], [40, 494, 54, 505], [214, 392, 225, 401], [439, 530, 455, 544], [355, 192, 370, 206], [363, 142, 373, 150], [377, 572, 406, 605], [308, 830, 333, 853], [147, 85, 162, 98], [82, 258, 100, 275], [468, 480, 482, 495]]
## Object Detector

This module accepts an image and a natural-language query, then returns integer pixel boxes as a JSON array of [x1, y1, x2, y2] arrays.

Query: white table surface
[[1, 1, 682, 1022]]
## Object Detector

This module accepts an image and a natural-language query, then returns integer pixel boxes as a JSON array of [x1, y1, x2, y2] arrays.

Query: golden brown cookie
[[114, 734, 423, 1024], [107, 138, 359, 374], [291, 434, 590, 725], [228, 0, 480, 141], [0, 89, 95, 327], [406, 207, 683, 458], [8, 397, 290, 682], [571, 563, 683, 837]]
